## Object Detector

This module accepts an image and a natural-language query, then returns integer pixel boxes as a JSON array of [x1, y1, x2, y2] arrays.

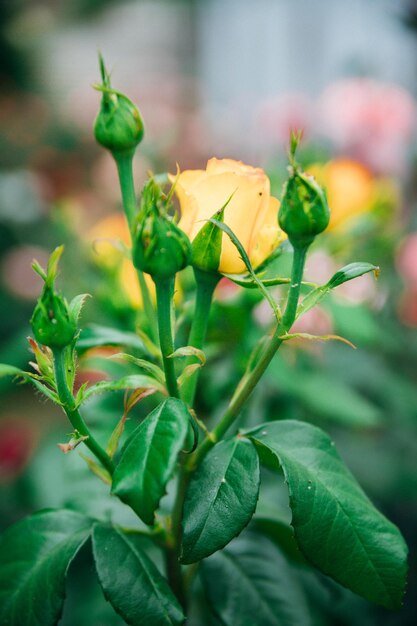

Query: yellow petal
[[171, 170, 206, 237], [180, 171, 267, 273], [249, 197, 286, 268], [206, 158, 266, 179], [174, 158, 282, 274]]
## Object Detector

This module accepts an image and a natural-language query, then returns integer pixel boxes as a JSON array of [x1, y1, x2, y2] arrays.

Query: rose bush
[[174, 158, 285, 274]]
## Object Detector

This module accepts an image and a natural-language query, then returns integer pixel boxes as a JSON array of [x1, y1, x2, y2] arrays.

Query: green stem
[[154, 277, 179, 398], [52, 347, 115, 475], [136, 269, 158, 342], [114, 150, 137, 230], [181, 270, 219, 406], [188, 245, 308, 468], [114, 150, 158, 343], [153, 276, 187, 604]]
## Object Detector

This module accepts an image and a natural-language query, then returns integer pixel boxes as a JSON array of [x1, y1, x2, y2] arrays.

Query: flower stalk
[[154, 278, 180, 399], [115, 152, 158, 342], [181, 270, 220, 406], [188, 244, 308, 469]]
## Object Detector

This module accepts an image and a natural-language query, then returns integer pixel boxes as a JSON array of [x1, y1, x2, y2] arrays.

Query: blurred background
[[1, 0, 417, 624]]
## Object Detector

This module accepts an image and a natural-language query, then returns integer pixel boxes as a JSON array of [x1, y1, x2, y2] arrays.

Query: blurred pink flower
[[215, 277, 240, 303], [335, 273, 378, 305], [1, 245, 49, 300], [397, 288, 417, 327], [318, 78, 416, 175], [396, 232, 417, 287], [255, 93, 313, 147], [290, 306, 333, 337], [304, 250, 336, 284]]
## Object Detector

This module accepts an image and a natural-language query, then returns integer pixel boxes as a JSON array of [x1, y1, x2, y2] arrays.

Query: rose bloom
[[174, 158, 285, 274]]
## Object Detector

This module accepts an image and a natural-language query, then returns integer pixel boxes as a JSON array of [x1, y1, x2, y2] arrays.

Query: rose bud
[[190, 204, 225, 275], [94, 55, 144, 156], [30, 246, 77, 349], [132, 178, 191, 280], [279, 133, 330, 248], [31, 285, 76, 349]]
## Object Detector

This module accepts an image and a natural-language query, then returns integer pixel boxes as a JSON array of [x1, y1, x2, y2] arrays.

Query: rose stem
[[187, 244, 308, 470], [114, 151, 158, 343], [52, 346, 115, 475], [181, 270, 220, 407]]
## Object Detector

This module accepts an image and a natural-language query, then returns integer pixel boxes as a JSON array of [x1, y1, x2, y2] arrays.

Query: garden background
[[1, 1, 417, 624]]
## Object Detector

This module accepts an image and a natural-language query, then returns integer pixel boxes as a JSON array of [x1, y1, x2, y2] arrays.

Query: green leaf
[[92, 524, 184, 626], [210, 218, 281, 320], [201, 532, 312, 626], [82, 374, 166, 402], [247, 420, 408, 608], [110, 352, 166, 384], [297, 262, 379, 318], [169, 346, 206, 365], [76, 324, 147, 354], [112, 398, 190, 524], [224, 274, 290, 288], [0, 364, 25, 378], [327, 262, 380, 289], [0, 509, 91, 626], [181, 438, 260, 564], [0, 363, 60, 404], [68, 293, 90, 325]]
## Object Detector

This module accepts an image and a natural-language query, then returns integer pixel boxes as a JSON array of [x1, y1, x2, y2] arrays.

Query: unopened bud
[[31, 286, 76, 349], [279, 132, 330, 248], [132, 178, 191, 280], [94, 55, 144, 155], [191, 205, 225, 274], [30, 247, 76, 349]]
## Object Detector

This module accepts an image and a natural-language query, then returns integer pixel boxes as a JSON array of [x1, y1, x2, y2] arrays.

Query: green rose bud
[[31, 286, 76, 349], [132, 178, 191, 280], [190, 205, 225, 275], [278, 132, 330, 248], [30, 247, 77, 349], [94, 55, 144, 155]]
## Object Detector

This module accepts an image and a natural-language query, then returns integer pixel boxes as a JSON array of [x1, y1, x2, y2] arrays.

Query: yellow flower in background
[[307, 160, 373, 230], [87, 213, 155, 308], [88, 213, 131, 268], [307, 159, 399, 231], [174, 158, 285, 274]]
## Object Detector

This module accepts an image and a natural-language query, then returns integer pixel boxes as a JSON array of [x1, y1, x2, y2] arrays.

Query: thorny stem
[[52, 347, 115, 475], [187, 245, 308, 470]]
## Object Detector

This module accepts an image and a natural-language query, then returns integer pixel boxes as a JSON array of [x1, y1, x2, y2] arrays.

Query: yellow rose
[[173, 158, 285, 274]]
